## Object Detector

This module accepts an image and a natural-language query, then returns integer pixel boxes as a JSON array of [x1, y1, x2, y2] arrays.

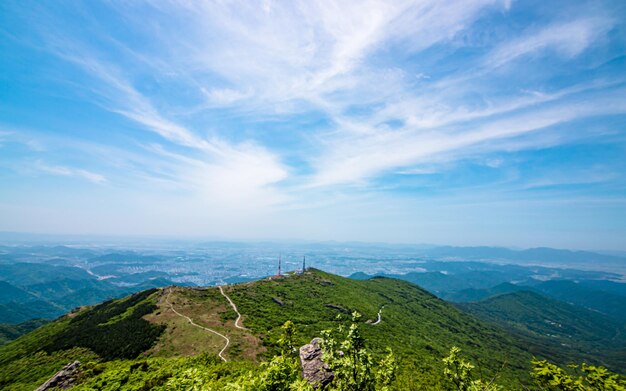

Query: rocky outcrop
[[272, 297, 285, 306], [324, 304, 350, 314], [35, 361, 82, 391], [299, 338, 334, 388]]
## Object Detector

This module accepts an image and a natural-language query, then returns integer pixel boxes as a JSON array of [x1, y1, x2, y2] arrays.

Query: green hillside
[[531, 280, 626, 322], [224, 270, 531, 379], [458, 291, 626, 371], [0, 319, 48, 346], [0, 269, 617, 390], [0, 263, 182, 327]]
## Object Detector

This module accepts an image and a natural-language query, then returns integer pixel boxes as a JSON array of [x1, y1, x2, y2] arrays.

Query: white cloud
[[35, 162, 107, 184], [203, 87, 253, 105], [38, 34, 290, 208], [5, 0, 625, 246], [486, 18, 612, 68], [309, 88, 626, 186]]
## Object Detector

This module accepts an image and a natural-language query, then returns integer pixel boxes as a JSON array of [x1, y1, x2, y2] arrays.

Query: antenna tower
[[302, 255, 306, 273], [278, 254, 282, 276]]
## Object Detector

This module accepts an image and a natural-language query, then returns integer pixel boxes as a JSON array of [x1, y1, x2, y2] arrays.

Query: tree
[[320, 312, 396, 391], [442, 347, 502, 391], [231, 321, 312, 391]]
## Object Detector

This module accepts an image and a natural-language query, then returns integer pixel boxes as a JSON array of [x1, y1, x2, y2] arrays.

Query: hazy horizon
[[2, 1, 626, 250], [2, 230, 626, 255]]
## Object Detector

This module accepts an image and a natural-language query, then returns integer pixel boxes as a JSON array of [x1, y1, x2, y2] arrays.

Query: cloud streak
[[2, 0, 625, 247], [35, 162, 107, 184]]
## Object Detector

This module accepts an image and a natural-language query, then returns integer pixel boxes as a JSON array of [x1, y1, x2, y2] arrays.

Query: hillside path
[[219, 285, 247, 330], [371, 305, 384, 326], [164, 288, 230, 362]]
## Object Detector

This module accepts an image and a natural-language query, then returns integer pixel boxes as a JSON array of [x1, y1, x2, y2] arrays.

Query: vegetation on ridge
[[0, 269, 624, 390]]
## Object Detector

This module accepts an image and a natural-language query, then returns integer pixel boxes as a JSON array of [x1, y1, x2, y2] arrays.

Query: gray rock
[[36, 361, 82, 391], [272, 297, 285, 306], [299, 338, 334, 388], [324, 304, 350, 314]]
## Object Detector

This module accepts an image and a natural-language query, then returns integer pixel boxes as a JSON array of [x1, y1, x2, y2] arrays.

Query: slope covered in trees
[[0, 269, 623, 390], [458, 291, 626, 372]]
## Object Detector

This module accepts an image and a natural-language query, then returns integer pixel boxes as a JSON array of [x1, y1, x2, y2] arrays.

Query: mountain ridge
[[0, 269, 537, 390]]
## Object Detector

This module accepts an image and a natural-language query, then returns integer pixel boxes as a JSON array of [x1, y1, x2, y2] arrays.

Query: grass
[[225, 270, 533, 387], [0, 269, 556, 390]]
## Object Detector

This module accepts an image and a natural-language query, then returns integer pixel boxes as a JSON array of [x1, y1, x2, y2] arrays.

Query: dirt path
[[165, 288, 230, 362], [371, 305, 384, 326], [219, 285, 247, 330]]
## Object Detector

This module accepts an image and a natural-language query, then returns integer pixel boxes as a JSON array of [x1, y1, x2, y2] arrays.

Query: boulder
[[36, 361, 82, 391], [299, 338, 334, 388]]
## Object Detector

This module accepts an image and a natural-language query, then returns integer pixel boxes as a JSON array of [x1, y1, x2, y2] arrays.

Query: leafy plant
[[320, 312, 397, 391], [230, 321, 312, 391], [442, 347, 502, 391], [531, 358, 626, 391]]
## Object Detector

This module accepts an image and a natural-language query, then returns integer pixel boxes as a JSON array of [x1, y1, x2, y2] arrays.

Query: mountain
[[530, 280, 626, 322], [0, 319, 48, 345], [0, 269, 542, 390], [0, 261, 183, 327], [444, 279, 626, 323], [0, 300, 63, 324], [3, 269, 624, 390], [350, 270, 626, 324], [458, 291, 626, 371], [0, 263, 94, 286], [442, 282, 525, 302], [0, 281, 39, 303], [422, 246, 626, 268]]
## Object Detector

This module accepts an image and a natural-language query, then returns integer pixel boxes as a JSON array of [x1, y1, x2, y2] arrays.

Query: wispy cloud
[[2, 0, 625, 247], [35, 162, 107, 184], [486, 18, 613, 68], [310, 85, 626, 186], [33, 26, 290, 206]]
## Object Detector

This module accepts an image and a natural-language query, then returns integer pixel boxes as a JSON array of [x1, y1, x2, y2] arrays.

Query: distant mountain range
[[458, 291, 626, 370], [0, 262, 183, 325]]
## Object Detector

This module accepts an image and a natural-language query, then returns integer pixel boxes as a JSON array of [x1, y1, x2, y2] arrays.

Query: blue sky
[[1, 0, 626, 250]]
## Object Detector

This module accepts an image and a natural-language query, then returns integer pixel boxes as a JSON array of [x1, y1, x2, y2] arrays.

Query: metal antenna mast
[[302, 255, 306, 273], [278, 254, 282, 276]]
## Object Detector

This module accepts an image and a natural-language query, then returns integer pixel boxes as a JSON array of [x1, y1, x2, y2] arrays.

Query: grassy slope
[[0, 269, 541, 389], [0, 289, 164, 390], [0, 319, 48, 346], [144, 286, 263, 361], [226, 270, 533, 386]]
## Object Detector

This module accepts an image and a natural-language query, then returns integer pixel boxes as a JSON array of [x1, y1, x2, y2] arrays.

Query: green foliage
[[531, 358, 626, 391], [278, 320, 298, 355], [6, 270, 624, 391], [228, 269, 531, 387], [441, 349, 626, 391], [73, 353, 255, 391], [226, 321, 312, 391], [459, 291, 626, 371], [0, 289, 166, 390], [233, 354, 311, 391], [0, 347, 99, 391], [320, 312, 397, 391], [45, 289, 165, 360], [442, 347, 502, 391], [0, 318, 48, 345], [0, 316, 95, 391]]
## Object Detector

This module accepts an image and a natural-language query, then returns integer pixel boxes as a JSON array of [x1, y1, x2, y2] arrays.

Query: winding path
[[219, 285, 247, 330], [371, 305, 384, 326], [164, 288, 230, 362]]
